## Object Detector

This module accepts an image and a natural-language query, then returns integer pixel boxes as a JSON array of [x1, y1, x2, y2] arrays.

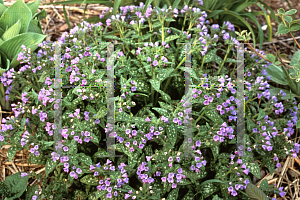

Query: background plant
[[0, 3, 299, 200]]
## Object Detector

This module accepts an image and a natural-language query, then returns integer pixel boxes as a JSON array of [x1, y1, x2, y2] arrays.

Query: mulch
[[1, 0, 300, 199]]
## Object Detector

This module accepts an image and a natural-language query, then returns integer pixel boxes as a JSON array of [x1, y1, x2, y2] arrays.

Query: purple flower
[[153, 60, 158, 66]]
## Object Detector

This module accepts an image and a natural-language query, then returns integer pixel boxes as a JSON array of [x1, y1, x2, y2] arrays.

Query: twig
[[246, 43, 293, 69], [289, 32, 300, 49], [273, 43, 293, 70]]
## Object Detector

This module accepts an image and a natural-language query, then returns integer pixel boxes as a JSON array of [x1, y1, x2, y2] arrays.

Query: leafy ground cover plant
[[0, 0, 47, 111], [0, 2, 299, 200]]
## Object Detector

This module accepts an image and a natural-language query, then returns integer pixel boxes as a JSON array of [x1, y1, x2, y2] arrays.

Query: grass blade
[[113, 0, 122, 15], [63, 4, 71, 30]]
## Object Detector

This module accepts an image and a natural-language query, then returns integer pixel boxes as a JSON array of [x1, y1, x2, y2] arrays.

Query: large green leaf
[[268, 87, 297, 100], [245, 183, 268, 200], [27, 19, 43, 34], [0, 3, 7, 16], [266, 64, 288, 85], [1, 19, 21, 41], [26, 0, 41, 15], [290, 50, 300, 66], [0, 32, 46, 60], [4, 172, 29, 200], [0, 0, 32, 34]]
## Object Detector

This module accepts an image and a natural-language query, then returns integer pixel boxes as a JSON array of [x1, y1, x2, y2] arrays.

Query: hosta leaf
[[0, 32, 46, 60], [26, 0, 41, 15], [45, 157, 57, 176], [0, 0, 32, 34], [80, 175, 99, 186], [245, 183, 268, 200], [27, 19, 43, 34], [1, 19, 21, 41]]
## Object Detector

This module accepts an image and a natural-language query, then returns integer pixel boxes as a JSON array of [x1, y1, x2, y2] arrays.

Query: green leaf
[[152, 107, 169, 118], [25, 185, 39, 200], [245, 183, 268, 200], [285, 9, 297, 15], [73, 190, 88, 200], [268, 87, 297, 100], [276, 23, 290, 35], [296, 120, 300, 129], [4, 172, 29, 199], [278, 8, 285, 14], [76, 153, 93, 166], [200, 179, 226, 187], [88, 190, 106, 200], [246, 162, 260, 179], [281, 65, 297, 95], [164, 35, 179, 43], [284, 16, 292, 24], [290, 50, 300, 66], [290, 23, 300, 32], [167, 188, 179, 200], [1, 19, 21, 41], [26, 0, 41, 15], [45, 158, 57, 176], [0, 0, 32, 34], [0, 32, 46, 60], [259, 179, 268, 192], [27, 19, 43, 34], [113, 0, 121, 15], [80, 175, 99, 186], [265, 54, 275, 63], [266, 64, 288, 85], [7, 146, 17, 162], [32, 9, 47, 21], [149, 79, 171, 102], [257, 108, 266, 121], [166, 123, 177, 147]]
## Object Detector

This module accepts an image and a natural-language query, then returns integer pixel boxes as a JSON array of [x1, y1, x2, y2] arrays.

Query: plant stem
[[182, 14, 187, 31], [252, 107, 270, 119], [218, 45, 231, 74], [246, 97, 257, 104], [200, 54, 206, 71], [193, 106, 213, 125], [163, 57, 186, 93], [289, 32, 300, 49]]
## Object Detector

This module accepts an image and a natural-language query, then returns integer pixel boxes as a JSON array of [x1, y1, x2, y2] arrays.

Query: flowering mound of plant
[[0, 3, 299, 200]]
